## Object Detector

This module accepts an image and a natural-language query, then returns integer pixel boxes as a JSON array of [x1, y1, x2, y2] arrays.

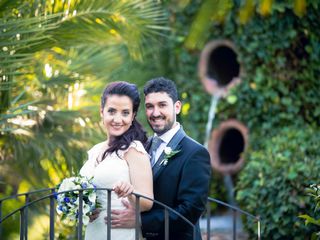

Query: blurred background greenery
[[1, 0, 319, 239]]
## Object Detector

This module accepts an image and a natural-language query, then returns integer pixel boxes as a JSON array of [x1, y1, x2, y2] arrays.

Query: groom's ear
[[174, 100, 182, 114]]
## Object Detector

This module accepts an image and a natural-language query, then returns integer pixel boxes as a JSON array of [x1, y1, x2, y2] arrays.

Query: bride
[[79, 81, 153, 240]]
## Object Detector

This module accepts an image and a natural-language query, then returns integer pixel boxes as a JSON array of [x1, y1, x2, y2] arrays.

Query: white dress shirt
[[153, 122, 180, 164]]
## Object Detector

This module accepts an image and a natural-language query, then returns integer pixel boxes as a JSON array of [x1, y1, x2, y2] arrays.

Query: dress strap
[[118, 140, 148, 158]]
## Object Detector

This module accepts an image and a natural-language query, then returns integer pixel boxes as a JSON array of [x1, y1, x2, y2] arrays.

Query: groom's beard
[[148, 116, 175, 136]]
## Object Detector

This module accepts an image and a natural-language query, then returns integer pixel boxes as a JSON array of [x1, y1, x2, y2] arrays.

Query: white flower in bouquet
[[55, 175, 99, 225], [58, 177, 77, 192]]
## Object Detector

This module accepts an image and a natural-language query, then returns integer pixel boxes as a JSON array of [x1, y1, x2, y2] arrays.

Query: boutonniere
[[160, 147, 181, 166]]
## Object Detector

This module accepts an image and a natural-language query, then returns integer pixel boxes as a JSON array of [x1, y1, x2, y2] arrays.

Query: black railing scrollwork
[[0, 188, 261, 240]]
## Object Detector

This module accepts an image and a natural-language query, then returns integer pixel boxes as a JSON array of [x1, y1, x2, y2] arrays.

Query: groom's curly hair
[[143, 77, 179, 102], [100, 81, 147, 160]]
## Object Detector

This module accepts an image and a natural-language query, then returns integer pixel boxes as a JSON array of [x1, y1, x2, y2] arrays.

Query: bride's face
[[100, 94, 134, 139]]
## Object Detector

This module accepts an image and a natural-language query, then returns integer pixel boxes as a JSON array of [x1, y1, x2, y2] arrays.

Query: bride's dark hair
[[100, 81, 147, 159]]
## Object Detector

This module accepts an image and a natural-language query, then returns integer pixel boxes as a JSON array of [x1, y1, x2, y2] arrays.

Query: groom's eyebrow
[[145, 100, 168, 106], [158, 100, 169, 104]]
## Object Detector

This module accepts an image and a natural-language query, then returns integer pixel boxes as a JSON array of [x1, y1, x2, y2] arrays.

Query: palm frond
[[2, 107, 101, 185], [0, 0, 168, 192], [51, 0, 168, 60]]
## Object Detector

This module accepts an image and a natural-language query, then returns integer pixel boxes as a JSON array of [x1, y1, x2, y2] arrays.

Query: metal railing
[[205, 197, 261, 240], [0, 188, 261, 240]]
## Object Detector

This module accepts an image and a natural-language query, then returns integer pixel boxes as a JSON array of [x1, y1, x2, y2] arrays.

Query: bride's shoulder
[[80, 141, 107, 177], [119, 140, 148, 159], [129, 140, 147, 153], [88, 141, 108, 157], [123, 141, 149, 163]]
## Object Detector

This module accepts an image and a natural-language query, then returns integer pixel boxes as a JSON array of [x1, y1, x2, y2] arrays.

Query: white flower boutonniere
[[160, 147, 181, 166]]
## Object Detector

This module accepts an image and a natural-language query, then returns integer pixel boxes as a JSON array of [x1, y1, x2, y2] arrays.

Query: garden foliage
[[153, 1, 320, 238], [236, 127, 320, 238], [299, 184, 320, 239], [208, 2, 320, 238]]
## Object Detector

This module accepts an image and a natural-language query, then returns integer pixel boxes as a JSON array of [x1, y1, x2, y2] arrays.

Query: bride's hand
[[113, 181, 134, 198]]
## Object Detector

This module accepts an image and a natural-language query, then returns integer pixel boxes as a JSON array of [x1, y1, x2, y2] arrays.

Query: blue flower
[[81, 183, 88, 189], [64, 197, 70, 203]]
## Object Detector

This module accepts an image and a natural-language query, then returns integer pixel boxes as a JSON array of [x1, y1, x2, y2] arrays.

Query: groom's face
[[145, 92, 181, 135]]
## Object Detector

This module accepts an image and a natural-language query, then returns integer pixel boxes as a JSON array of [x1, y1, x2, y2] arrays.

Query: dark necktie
[[149, 136, 163, 166]]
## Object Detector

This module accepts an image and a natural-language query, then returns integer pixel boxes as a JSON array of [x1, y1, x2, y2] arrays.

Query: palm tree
[[0, 0, 168, 191], [1, 1, 168, 237]]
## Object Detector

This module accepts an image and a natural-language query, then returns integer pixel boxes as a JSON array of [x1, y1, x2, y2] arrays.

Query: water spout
[[204, 94, 220, 148], [224, 174, 235, 206]]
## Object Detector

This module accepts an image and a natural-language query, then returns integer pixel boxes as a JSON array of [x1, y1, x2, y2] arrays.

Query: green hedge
[[236, 127, 320, 238]]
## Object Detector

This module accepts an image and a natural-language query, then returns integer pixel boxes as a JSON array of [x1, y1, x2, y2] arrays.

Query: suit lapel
[[146, 136, 153, 153], [152, 127, 186, 180]]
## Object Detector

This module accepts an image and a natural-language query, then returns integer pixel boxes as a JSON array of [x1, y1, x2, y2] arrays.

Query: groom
[[111, 77, 211, 240]]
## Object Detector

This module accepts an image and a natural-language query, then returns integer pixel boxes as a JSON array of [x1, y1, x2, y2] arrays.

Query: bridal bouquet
[[55, 175, 99, 225]]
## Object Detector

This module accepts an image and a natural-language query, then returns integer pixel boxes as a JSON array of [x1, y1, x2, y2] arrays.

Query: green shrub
[[299, 184, 320, 239], [236, 126, 320, 239]]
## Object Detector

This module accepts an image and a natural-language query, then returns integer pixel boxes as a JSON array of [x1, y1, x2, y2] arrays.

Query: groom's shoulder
[[182, 134, 206, 151]]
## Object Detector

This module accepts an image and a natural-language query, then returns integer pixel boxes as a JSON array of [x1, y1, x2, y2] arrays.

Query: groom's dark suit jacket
[[141, 127, 211, 240]]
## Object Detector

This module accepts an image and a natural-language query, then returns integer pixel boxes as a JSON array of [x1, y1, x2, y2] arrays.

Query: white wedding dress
[[80, 140, 146, 240]]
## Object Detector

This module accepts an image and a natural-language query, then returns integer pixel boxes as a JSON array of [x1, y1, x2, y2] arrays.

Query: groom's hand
[[89, 209, 101, 222], [109, 199, 136, 228]]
